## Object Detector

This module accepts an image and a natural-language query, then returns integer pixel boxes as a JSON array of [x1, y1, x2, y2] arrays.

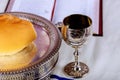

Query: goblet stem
[[64, 46, 89, 78], [74, 47, 81, 71]]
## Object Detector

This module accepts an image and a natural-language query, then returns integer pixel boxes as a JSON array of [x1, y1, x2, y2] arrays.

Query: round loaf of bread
[[0, 14, 37, 71], [0, 14, 37, 55]]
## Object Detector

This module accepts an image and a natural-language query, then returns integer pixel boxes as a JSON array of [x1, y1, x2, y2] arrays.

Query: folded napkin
[[6, 0, 101, 35]]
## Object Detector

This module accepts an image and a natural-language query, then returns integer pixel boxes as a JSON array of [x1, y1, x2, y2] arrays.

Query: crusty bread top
[[0, 14, 37, 55]]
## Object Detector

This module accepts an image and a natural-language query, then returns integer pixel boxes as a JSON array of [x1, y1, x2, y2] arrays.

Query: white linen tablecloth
[[1, 0, 120, 80]]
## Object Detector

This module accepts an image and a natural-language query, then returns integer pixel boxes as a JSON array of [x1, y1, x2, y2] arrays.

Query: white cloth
[[11, 0, 54, 20], [0, 0, 8, 12], [0, 0, 120, 80]]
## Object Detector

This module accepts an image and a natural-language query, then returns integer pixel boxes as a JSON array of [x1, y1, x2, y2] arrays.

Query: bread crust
[[0, 14, 37, 55]]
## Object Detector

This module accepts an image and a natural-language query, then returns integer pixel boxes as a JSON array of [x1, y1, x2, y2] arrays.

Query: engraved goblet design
[[61, 14, 92, 78]]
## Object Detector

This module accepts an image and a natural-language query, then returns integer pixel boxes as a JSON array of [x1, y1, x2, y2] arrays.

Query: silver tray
[[0, 12, 62, 80]]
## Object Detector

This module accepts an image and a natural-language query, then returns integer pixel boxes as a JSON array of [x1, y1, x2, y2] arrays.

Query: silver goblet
[[61, 14, 92, 78]]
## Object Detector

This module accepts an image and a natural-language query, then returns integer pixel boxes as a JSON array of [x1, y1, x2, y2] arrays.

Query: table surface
[[1, 0, 120, 80]]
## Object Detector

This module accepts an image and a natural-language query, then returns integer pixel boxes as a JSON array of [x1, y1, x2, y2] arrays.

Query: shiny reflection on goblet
[[61, 14, 92, 78]]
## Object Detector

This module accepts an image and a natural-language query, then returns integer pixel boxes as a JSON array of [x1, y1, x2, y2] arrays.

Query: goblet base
[[64, 62, 89, 78]]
